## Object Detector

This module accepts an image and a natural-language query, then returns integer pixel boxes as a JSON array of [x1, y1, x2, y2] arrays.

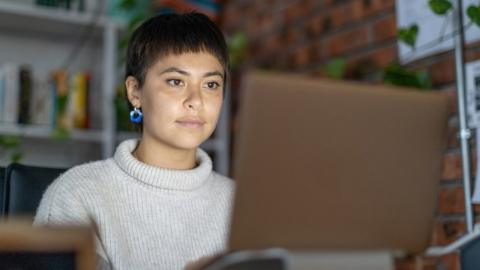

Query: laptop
[[229, 71, 448, 255]]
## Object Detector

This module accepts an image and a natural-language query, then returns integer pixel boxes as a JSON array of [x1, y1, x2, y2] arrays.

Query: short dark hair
[[125, 12, 229, 88]]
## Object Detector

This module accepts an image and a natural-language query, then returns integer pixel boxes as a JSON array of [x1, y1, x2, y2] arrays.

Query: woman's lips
[[175, 119, 205, 128]]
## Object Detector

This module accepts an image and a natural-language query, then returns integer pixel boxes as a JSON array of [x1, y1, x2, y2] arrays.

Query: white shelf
[[0, 124, 103, 142], [0, 1, 125, 38]]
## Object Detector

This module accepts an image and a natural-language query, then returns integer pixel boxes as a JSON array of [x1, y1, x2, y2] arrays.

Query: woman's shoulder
[[34, 159, 117, 226], [211, 171, 234, 182], [51, 158, 117, 190], [210, 171, 235, 193], [207, 172, 235, 210]]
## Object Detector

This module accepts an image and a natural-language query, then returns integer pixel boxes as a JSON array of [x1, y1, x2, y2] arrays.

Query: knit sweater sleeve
[[34, 173, 89, 226], [33, 171, 112, 270]]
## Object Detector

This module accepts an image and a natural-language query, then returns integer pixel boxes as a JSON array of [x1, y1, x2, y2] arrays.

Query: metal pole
[[453, 0, 474, 233]]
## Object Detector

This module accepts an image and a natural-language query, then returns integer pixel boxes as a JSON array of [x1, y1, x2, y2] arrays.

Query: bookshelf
[[0, 1, 116, 38], [0, 1, 123, 167], [0, 2, 231, 175]]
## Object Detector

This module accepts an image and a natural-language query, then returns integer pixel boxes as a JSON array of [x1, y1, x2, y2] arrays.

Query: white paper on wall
[[472, 128, 480, 203], [396, 0, 480, 63], [463, 60, 480, 203], [465, 60, 480, 128]]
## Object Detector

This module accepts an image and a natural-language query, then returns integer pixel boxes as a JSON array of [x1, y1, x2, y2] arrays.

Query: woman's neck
[[133, 137, 197, 170]]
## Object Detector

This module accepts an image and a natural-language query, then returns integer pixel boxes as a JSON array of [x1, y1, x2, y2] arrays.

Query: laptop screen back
[[229, 71, 448, 254]]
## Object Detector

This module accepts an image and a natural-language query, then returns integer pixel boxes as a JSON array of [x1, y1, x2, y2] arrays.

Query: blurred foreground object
[[0, 220, 95, 270]]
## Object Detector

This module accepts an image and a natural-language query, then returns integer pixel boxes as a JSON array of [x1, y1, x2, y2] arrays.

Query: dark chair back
[[3, 164, 66, 217]]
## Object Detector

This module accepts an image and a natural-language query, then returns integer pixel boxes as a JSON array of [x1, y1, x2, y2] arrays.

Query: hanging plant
[[0, 135, 22, 163]]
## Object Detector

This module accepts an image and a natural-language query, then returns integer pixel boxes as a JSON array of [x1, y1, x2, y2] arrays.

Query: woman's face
[[127, 51, 224, 151]]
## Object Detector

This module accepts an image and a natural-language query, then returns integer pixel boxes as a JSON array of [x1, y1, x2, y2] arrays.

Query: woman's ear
[[125, 76, 142, 108]]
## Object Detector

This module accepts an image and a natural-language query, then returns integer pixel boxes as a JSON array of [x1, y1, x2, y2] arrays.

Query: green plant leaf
[[227, 32, 247, 69], [467, 5, 480, 26], [10, 152, 22, 163], [325, 58, 347, 79], [0, 135, 23, 162], [415, 71, 433, 89], [52, 127, 70, 140], [56, 95, 68, 113], [0, 135, 20, 148], [118, 0, 137, 10], [429, 0, 453, 15], [397, 24, 418, 49], [383, 63, 432, 90]]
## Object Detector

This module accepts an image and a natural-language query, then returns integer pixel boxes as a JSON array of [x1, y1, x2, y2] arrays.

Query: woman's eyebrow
[[159, 67, 223, 78], [160, 67, 189, 75], [203, 71, 224, 78]]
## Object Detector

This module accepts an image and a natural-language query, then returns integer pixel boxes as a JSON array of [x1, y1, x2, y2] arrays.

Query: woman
[[34, 12, 235, 270]]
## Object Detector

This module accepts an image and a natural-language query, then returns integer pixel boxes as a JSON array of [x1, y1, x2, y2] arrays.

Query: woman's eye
[[167, 79, 183, 87], [206, 81, 220, 89]]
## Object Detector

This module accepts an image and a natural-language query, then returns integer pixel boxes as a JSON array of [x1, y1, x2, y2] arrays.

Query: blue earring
[[130, 107, 143, 123]]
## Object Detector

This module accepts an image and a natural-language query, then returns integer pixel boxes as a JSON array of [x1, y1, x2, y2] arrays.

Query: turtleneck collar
[[113, 139, 213, 191]]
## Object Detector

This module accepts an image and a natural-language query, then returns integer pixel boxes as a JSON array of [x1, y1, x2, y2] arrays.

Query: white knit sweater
[[33, 139, 235, 270]]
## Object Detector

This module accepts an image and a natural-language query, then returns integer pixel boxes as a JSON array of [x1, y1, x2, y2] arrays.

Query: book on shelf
[[18, 66, 33, 124], [51, 69, 91, 130], [1, 63, 21, 124], [0, 64, 47, 126], [0, 64, 92, 131], [51, 69, 69, 129], [30, 78, 54, 126], [69, 72, 90, 129]]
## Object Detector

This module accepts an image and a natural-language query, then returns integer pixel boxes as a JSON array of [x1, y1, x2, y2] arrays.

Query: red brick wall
[[223, 0, 397, 77], [222, 0, 479, 269]]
